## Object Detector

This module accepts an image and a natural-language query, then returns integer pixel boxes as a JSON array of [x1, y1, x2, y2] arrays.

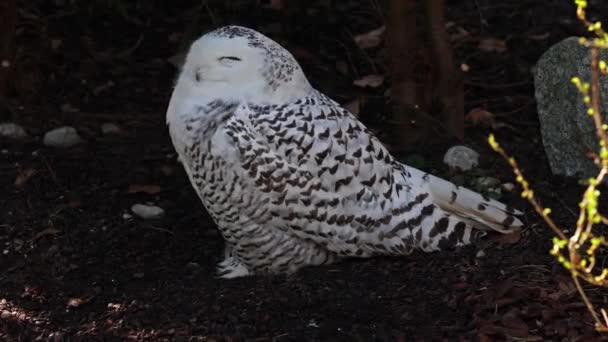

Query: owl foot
[[216, 257, 251, 278]]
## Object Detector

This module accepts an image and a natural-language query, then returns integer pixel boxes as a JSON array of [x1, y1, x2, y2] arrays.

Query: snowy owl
[[166, 26, 523, 278]]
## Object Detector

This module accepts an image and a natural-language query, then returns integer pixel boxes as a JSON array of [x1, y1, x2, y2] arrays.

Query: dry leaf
[[496, 278, 515, 299], [67, 297, 85, 308], [449, 25, 471, 42], [497, 230, 521, 244], [527, 32, 550, 41], [15, 168, 37, 188], [127, 184, 161, 195], [478, 38, 508, 53], [465, 108, 495, 128], [353, 26, 385, 49], [548, 280, 577, 300], [353, 75, 384, 88]]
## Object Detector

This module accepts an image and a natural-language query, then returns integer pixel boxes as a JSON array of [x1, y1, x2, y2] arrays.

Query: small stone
[[131, 204, 164, 219], [43, 127, 84, 148], [502, 182, 515, 191], [66, 298, 84, 308], [0, 123, 28, 140], [486, 187, 503, 200], [476, 250, 486, 258], [122, 213, 133, 220], [101, 123, 122, 135], [477, 177, 500, 189], [443, 145, 479, 171], [60, 103, 79, 113]]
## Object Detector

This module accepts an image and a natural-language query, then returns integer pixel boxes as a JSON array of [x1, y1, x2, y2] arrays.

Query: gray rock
[[101, 123, 122, 135], [0, 123, 28, 140], [534, 36, 608, 178], [443, 145, 479, 171], [501, 182, 515, 192], [131, 204, 164, 219], [43, 126, 84, 148]]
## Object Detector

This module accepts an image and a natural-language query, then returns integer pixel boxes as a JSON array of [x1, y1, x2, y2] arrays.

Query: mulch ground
[[2, 0, 608, 340]]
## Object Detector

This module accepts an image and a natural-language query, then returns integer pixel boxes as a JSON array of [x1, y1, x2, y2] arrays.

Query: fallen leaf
[[465, 107, 495, 128], [14, 168, 37, 188], [496, 230, 521, 244], [548, 280, 577, 301], [478, 38, 508, 53], [496, 278, 515, 299], [500, 321, 529, 339], [527, 32, 550, 41], [127, 184, 161, 195], [353, 74, 384, 88], [449, 25, 471, 42], [353, 26, 385, 49], [67, 297, 85, 308]]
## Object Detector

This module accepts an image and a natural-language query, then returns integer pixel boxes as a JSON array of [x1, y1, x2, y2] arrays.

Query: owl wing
[[224, 94, 411, 255]]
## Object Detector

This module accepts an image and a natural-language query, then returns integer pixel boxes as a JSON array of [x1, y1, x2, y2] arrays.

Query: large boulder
[[534, 36, 608, 179]]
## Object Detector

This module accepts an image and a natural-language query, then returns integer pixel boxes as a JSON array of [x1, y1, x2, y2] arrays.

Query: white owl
[[166, 26, 523, 278]]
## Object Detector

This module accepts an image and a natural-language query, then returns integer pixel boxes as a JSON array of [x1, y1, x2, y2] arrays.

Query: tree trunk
[[425, 0, 464, 140], [386, 0, 430, 150]]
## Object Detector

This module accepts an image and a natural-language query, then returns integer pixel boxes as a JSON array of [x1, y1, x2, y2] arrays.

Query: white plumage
[[166, 26, 523, 278]]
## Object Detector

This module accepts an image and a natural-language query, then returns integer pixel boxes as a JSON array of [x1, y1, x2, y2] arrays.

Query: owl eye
[[219, 56, 242, 61], [218, 56, 242, 67]]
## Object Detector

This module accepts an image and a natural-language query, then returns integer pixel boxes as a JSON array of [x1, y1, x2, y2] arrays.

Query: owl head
[[175, 26, 312, 105]]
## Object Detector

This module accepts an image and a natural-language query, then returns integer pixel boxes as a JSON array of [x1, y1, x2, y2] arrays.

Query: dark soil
[[2, 0, 608, 340]]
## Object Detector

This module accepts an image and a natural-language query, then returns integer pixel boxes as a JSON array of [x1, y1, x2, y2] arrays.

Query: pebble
[[101, 123, 122, 135], [443, 145, 480, 171], [502, 182, 515, 192], [43, 126, 84, 148], [0, 123, 28, 140], [131, 204, 164, 219], [476, 176, 501, 188]]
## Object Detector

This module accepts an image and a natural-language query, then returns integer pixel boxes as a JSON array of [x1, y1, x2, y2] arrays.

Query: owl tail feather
[[426, 174, 524, 234]]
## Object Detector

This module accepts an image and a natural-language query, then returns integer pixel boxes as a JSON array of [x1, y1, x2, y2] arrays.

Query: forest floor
[[2, 0, 608, 340]]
